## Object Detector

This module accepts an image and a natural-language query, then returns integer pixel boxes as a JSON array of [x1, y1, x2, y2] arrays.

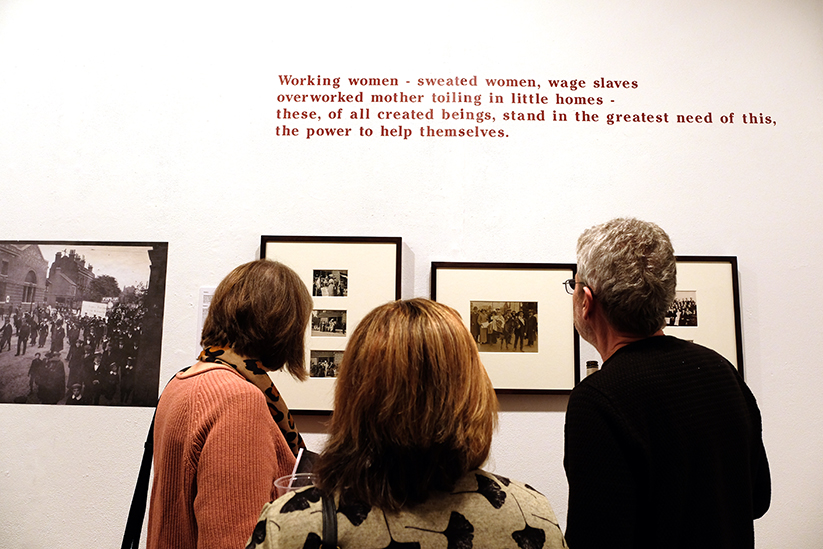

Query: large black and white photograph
[[0, 241, 168, 407], [312, 269, 348, 297], [431, 262, 578, 392], [470, 301, 538, 353], [666, 290, 698, 327], [311, 309, 347, 337], [310, 350, 343, 378]]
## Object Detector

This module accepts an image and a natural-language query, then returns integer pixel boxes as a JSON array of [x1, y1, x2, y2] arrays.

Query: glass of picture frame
[[431, 262, 579, 393], [260, 235, 401, 412], [665, 256, 744, 374]]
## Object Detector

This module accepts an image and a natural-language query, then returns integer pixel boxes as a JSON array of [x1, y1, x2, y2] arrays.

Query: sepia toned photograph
[[312, 269, 348, 297], [431, 262, 578, 392], [666, 290, 698, 327], [0, 241, 168, 407], [310, 350, 344, 378], [471, 301, 538, 353], [311, 309, 347, 337]]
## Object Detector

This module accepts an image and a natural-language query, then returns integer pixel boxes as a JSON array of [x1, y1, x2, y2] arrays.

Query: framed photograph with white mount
[[260, 235, 402, 412], [430, 262, 579, 393], [665, 256, 744, 374]]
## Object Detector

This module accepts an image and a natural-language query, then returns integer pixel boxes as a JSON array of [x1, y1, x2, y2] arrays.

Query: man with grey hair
[[564, 218, 770, 549]]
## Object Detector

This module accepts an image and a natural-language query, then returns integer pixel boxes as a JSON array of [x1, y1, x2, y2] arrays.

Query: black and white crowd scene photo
[[470, 301, 538, 353], [0, 242, 168, 407], [312, 269, 348, 297], [311, 309, 347, 337], [666, 291, 698, 327], [309, 350, 343, 378]]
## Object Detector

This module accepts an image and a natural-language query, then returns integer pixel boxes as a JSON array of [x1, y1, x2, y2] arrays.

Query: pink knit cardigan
[[148, 364, 296, 549]]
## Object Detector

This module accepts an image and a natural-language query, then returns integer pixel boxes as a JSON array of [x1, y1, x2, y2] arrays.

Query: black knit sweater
[[564, 336, 770, 549]]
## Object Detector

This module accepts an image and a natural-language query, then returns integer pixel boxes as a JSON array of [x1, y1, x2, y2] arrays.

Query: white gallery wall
[[1, 0, 821, 546]]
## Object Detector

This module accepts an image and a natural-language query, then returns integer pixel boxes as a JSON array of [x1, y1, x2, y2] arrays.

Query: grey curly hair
[[576, 218, 677, 337]]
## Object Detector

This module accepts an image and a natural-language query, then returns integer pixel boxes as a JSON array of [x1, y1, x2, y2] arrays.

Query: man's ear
[[581, 286, 595, 319]]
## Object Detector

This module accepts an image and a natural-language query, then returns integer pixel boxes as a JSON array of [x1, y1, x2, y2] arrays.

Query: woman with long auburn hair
[[248, 298, 567, 548]]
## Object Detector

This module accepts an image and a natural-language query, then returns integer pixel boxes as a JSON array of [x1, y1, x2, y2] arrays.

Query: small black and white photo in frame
[[312, 269, 348, 297], [470, 301, 538, 353], [311, 309, 347, 337], [0, 241, 168, 407], [666, 290, 698, 327], [310, 350, 344, 378]]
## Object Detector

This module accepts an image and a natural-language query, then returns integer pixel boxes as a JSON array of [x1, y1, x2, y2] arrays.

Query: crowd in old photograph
[[470, 302, 538, 352], [666, 295, 698, 326], [1, 302, 144, 406]]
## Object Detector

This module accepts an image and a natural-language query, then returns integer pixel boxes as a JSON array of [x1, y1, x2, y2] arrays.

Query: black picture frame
[[261, 235, 401, 412], [667, 255, 745, 375], [431, 261, 579, 393]]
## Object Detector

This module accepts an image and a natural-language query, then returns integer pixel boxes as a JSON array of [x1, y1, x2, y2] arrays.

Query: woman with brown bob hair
[[148, 260, 313, 549], [249, 298, 567, 548]]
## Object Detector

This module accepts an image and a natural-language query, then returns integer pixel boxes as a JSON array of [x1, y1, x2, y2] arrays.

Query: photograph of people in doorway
[[311, 309, 347, 337], [312, 270, 348, 297]]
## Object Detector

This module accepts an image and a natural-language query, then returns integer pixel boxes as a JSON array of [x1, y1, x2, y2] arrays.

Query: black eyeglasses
[[563, 278, 582, 295], [564, 278, 595, 297]]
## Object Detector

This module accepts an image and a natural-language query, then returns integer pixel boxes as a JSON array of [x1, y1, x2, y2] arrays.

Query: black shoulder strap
[[121, 369, 187, 549], [120, 409, 156, 549], [321, 492, 338, 549]]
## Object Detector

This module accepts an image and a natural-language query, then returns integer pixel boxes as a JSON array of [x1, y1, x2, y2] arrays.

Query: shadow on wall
[[497, 393, 569, 413]]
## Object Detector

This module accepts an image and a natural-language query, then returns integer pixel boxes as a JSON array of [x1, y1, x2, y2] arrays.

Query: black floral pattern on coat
[[281, 487, 323, 513], [245, 519, 267, 549]]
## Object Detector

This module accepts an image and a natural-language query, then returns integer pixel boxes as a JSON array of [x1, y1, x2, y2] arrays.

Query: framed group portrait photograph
[[260, 235, 402, 411], [431, 262, 579, 393], [666, 256, 744, 373]]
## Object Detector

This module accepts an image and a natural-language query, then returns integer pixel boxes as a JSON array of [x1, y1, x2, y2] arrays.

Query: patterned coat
[[248, 469, 568, 549]]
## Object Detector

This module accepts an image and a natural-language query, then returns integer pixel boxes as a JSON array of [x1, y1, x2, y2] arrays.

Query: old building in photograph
[[0, 244, 48, 316], [45, 249, 95, 308]]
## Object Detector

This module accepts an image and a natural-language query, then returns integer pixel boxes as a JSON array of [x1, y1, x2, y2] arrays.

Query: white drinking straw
[[286, 448, 305, 491]]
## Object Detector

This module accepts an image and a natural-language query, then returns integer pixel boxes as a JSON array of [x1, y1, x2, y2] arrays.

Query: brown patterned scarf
[[198, 346, 305, 457]]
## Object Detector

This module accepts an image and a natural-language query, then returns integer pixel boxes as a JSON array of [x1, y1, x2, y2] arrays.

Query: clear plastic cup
[[274, 472, 317, 498]]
